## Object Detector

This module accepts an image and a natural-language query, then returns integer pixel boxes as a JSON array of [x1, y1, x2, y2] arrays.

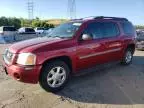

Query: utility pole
[[27, 0, 34, 20], [68, 0, 76, 19]]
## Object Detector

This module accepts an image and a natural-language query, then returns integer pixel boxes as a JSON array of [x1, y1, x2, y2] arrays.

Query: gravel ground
[[0, 44, 144, 108]]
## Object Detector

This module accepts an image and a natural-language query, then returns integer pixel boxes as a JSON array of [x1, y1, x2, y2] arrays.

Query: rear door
[[102, 22, 123, 61]]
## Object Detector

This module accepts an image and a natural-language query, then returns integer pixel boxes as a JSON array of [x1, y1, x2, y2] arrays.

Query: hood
[[9, 37, 63, 53]]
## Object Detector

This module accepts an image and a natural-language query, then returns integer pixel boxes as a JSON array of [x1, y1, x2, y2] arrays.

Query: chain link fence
[[0, 33, 45, 44]]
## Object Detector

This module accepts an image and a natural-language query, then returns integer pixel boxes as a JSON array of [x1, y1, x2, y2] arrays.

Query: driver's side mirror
[[81, 34, 93, 41]]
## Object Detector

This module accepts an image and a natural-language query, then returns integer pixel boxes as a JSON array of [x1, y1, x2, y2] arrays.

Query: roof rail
[[70, 16, 98, 21], [70, 16, 128, 21], [94, 16, 128, 21]]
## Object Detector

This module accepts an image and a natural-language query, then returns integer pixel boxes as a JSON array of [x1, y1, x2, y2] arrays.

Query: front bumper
[[2, 61, 42, 84]]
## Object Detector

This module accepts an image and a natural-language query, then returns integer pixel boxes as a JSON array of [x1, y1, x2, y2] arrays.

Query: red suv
[[2, 16, 136, 92]]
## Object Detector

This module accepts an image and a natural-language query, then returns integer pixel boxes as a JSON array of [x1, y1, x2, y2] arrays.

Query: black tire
[[39, 60, 70, 93], [121, 48, 134, 65]]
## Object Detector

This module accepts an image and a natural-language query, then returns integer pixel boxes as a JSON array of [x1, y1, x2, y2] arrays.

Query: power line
[[27, 0, 34, 20], [68, 0, 76, 19]]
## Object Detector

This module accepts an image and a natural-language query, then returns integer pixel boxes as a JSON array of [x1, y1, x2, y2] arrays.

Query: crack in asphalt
[[1, 96, 26, 108], [0, 89, 27, 108]]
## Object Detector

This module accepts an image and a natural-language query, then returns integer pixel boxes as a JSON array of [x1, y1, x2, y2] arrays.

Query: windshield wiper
[[52, 36, 67, 39], [47, 35, 53, 38], [47, 35, 70, 39]]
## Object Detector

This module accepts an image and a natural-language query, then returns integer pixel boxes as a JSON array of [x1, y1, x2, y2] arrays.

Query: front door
[[76, 22, 107, 71]]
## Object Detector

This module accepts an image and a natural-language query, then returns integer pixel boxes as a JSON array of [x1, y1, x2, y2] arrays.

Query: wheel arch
[[42, 55, 73, 73], [126, 43, 135, 54]]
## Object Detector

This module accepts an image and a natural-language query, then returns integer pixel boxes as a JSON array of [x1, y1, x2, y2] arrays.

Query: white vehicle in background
[[18, 27, 36, 34], [35, 27, 44, 34], [0, 26, 17, 42], [0, 26, 16, 36]]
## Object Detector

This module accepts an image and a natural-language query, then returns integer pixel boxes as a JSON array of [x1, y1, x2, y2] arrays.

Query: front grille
[[3, 49, 14, 64]]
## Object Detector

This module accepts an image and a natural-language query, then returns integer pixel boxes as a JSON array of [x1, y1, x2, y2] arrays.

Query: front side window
[[83, 22, 103, 39], [48, 22, 82, 38], [83, 22, 119, 40], [26, 28, 35, 32]]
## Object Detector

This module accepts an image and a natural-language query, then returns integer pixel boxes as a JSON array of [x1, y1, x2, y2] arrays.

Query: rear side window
[[121, 22, 135, 35], [83, 22, 119, 39], [3, 27, 16, 31]]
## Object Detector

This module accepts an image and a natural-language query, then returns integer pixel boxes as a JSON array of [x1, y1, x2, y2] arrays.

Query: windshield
[[48, 22, 82, 38]]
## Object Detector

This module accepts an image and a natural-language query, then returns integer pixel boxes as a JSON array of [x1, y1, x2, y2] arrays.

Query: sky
[[0, 0, 144, 25]]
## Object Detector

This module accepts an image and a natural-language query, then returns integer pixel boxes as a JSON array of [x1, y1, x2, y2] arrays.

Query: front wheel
[[121, 48, 133, 65], [39, 61, 70, 92]]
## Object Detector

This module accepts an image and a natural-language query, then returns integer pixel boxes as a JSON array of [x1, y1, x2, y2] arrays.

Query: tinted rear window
[[3, 27, 16, 31], [121, 22, 135, 35]]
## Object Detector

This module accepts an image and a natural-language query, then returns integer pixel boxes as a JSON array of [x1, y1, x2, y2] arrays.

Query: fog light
[[13, 73, 20, 80]]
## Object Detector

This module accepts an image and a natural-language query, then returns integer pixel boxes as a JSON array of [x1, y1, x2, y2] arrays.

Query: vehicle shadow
[[57, 56, 144, 105]]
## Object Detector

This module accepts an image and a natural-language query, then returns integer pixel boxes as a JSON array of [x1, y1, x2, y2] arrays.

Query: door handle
[[86, 44, 101, 49]]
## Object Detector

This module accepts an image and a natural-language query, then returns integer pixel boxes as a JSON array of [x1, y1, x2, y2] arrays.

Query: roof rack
[[71, 16, 128, 21], [70, 16, 97, 21], [94, 16, 128, 21]]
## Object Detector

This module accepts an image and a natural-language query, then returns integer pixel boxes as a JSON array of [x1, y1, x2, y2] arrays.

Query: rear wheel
[[121, 48, 133, 65], [39, 61, 70, 92]]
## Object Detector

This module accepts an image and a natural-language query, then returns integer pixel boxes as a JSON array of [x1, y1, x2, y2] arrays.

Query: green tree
[[8, 17, 21, 29], [0, 17, 8, 26], [135, 25, 144, 29], [49, 24, 54, 28], [0, 17, 55, 29], [0, 17, 21, 29]]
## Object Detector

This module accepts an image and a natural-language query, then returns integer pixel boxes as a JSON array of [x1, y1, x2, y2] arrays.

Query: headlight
[[16, 53, 36, 65]]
